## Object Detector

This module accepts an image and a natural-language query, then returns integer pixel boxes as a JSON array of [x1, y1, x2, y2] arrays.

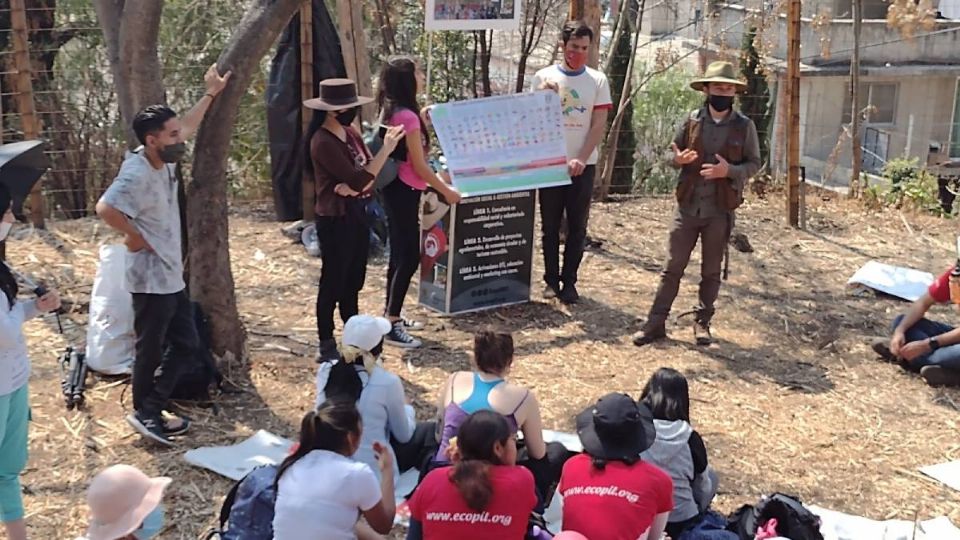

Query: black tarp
[[266, 1, 346, 221]]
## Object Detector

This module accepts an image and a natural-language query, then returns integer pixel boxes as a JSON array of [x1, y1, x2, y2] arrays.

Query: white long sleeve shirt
[[0, 294, 40, 396]]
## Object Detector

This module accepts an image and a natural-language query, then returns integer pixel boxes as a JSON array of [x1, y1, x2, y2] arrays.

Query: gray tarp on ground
[[266, 1, 346, 221]]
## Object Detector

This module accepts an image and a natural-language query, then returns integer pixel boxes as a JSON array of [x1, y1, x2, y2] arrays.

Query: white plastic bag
[[84, 244, 135, 375]]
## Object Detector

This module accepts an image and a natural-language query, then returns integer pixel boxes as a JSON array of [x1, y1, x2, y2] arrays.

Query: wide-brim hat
[[86, 465, 171, 540], [576, 393, 656, 461], [304, 78, 374, 111], [690, 61, 748, 92]]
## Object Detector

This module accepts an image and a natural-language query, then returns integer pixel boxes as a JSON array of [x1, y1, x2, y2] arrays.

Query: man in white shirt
[[531, 20, 612, 304]]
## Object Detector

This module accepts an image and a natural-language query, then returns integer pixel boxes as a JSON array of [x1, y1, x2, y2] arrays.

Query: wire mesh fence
[[1, 0, 958, 222]]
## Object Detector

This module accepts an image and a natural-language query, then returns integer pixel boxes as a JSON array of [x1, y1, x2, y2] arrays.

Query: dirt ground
[[11, 189, 960, 539]]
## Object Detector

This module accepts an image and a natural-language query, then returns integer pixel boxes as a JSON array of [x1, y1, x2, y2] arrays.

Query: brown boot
[[633, 323, 666, 347], [694, 321, 714, 346]]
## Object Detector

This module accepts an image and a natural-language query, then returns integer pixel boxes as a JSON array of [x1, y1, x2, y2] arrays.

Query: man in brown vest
[[633, 61, 760, 347]]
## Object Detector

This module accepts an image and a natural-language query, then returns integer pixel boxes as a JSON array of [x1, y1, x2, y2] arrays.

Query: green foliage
[[865, 158, 943, 214], [632, 67, 703, 194], [740, 27, 771, 167]]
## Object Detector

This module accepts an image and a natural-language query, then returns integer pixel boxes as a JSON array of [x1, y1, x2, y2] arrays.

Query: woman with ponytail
[[272, 400, 396, 539], [0, 184, 61, 540], [406, 410, 536, 540], [315, 315, 438, 482]]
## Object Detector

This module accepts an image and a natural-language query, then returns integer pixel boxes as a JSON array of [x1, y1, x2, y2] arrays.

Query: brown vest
[[675, 110, 749, 211]]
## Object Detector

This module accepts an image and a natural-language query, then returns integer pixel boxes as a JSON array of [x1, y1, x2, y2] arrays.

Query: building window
[[951, 78, 960, 159], [842, 83, 898, 125]]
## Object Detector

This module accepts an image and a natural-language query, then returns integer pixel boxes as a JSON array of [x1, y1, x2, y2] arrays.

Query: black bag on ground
[[727, 492, 823, 540], [160, 302, 224, 402]]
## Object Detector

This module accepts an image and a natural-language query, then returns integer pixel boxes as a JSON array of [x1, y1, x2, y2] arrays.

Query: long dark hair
[[448, 410, 512, 511], [377, 56, 429, 147], [640, 367, 691, 423], [0, 185, 17, 308], [275, 400, 361, 487], [323, 340, 385, 403], [302, 108, 327, 177]]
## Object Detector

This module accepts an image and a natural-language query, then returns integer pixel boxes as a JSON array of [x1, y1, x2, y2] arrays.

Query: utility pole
[[10, 0, 45, 228], [785, 0, 801, 227], [850, 0, 863, 198], [299, 0, 315, 222]]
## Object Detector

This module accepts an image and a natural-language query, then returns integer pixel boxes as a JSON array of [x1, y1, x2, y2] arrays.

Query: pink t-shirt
[[388, 108, 428, 191]]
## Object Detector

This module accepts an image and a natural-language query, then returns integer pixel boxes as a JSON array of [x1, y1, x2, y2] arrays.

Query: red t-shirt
[[559, 454, 674, 540], [409, 464, 536, 540], [928, 268, 953, 303]]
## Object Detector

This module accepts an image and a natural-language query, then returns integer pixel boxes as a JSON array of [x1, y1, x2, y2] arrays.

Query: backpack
[[204, 464, 279, 540], [162, 302, 224, 403], [727, 493, 824, 540]]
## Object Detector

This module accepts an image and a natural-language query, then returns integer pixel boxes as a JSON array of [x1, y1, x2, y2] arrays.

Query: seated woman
[[640, 368, 721, 539], [407, 410, 537, 539], [435, 331, 568, 503], [559, 393, 673, 540], [317, 314, 438, 480], [81, 464, 169, 540], [272, 400, 395, 540]]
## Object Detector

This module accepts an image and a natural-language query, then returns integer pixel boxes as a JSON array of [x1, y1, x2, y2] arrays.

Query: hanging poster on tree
[[425, 0, 522, 30], [428, 91, 571, 197]]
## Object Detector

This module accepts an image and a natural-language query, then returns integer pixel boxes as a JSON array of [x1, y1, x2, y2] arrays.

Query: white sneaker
[[385, 321, 422, 348]]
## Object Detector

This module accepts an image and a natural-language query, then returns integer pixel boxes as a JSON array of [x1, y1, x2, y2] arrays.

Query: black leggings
[[315, 216, 369, 341], [383, 180, 422, 317]]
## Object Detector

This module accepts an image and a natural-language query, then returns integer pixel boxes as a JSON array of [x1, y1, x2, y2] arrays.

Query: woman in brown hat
[[303, 78, 405, 363]]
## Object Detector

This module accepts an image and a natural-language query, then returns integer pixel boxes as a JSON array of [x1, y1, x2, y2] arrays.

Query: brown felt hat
[[690, 61, 748, 92], [303, 78, 374, 111]]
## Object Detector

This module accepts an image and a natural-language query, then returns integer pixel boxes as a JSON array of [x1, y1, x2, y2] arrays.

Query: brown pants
[[646, 210, 731, 328]]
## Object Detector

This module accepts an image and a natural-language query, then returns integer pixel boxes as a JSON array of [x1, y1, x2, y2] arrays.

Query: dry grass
[[12, 189, 960, 539]]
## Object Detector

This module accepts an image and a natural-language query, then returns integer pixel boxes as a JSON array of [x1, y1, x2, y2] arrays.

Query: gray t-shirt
[[99, 152, 185, 295]]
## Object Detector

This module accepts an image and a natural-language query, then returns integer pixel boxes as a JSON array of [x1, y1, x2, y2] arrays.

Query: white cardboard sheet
[[809, 505, 960, 540], [183, 430, 293, 481], [847, 261, 934, 302], [920, 459, 960, 492]]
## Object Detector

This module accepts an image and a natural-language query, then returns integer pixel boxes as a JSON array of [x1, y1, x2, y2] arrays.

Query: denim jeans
[[891, 315, 960, 371]]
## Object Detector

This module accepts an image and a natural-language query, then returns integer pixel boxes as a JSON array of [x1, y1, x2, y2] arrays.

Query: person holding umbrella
[[96, 64, 231, 445], [0, 175, 61, 540]]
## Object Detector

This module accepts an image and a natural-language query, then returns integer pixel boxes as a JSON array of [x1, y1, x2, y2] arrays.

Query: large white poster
[[429, 91, 571, 197], [424, 0, 522, 31]]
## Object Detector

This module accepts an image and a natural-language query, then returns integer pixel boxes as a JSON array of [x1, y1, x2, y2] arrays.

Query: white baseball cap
[[342, 315, 392, 352]]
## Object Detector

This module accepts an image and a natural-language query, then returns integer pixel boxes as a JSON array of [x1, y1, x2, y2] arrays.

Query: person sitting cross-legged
[[871, 264, 960, 387]]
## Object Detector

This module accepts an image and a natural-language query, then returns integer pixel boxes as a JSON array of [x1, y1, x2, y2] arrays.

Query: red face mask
[[564, 50, 587, 71]]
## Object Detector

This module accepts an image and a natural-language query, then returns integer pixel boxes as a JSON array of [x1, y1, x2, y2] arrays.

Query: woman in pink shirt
[[377, 57, 461, 348]]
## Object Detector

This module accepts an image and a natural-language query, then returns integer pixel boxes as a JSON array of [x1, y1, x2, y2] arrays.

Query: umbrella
[[0, 140, 49, 217]]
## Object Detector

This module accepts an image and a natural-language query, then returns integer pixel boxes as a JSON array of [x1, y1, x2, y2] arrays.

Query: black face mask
[[336, 108, 358, 126], [157, 142, 187, 163], [707, 94, 735, 112]]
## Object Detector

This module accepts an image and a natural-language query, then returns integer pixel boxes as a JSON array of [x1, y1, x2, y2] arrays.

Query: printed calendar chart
[[429, 91, 571, 197]]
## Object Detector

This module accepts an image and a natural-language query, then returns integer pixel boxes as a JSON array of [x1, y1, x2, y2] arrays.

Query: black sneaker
[[921, 366, 960, 387], [161, 410, 190, 436], [542, 282, 561, 299], [317, 338, 339, 363], [400, 315, 425, 330], [126, 411, 174, 446], [559, 284, 580, 304], [870, 338, 897, 363], [385, 321, 422, 348]]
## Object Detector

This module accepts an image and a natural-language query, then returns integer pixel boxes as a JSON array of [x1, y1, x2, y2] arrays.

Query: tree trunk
[[605, 0, 637, 194], [92, 0, 163, 148], [479, 30, 492, 97], [187, 0, 303, 359], [337, 0, 375, 123], [471, 32, 479, 98]]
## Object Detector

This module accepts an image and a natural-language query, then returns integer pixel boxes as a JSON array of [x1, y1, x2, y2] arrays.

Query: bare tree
[[515, 0, 564, 92], [92, 0, 303, 358]]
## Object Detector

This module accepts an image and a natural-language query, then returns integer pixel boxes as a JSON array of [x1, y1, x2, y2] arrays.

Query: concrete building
[[658, 0, 960, 187]]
